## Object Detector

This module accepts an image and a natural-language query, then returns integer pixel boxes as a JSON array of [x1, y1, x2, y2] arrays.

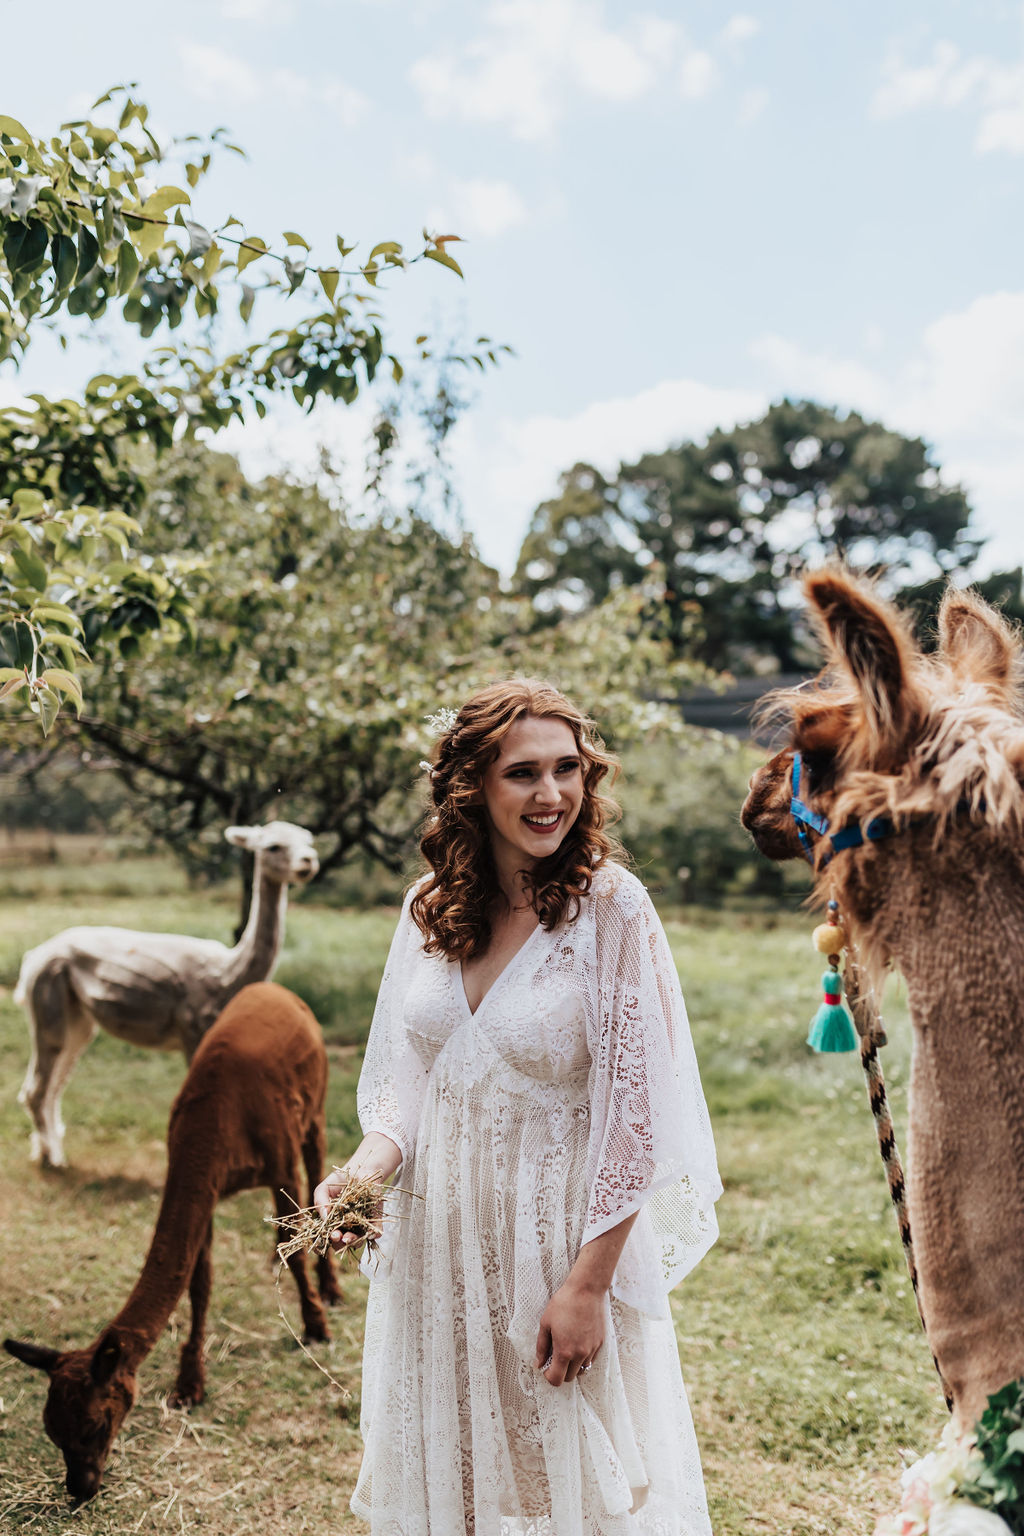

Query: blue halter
[[789, 751, 895, 867]]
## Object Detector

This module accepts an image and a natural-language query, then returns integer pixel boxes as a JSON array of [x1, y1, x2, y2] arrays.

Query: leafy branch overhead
[[0, 85, 505, 412], [0, 86, 509, 730]]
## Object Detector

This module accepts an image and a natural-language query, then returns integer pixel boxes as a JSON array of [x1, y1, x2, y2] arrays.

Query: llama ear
[[804, 570, 921, 760], [4, 1337, 61, 1374], [89, 1329, 124, 1386], [937, 586, 1019, 698], [224, 826, 256, 849]]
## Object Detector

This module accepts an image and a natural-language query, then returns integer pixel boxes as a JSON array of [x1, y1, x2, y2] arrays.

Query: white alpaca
[[15, 822, 319, 1166]]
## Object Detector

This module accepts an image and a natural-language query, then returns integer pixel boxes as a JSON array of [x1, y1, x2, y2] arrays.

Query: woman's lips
[[522, 811, 564, 832]]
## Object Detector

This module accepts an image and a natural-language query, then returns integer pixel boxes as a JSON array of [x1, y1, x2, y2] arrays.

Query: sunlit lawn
[[0, 844, 946, 1534]]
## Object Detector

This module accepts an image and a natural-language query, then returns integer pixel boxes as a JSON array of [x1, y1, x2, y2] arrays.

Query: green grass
[[0, 850, 947, 1534]]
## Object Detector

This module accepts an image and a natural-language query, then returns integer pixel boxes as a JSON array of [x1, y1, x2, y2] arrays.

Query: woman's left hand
[[534, 1277, 606, 1386]]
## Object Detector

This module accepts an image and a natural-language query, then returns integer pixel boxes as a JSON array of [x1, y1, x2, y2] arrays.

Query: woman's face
[[479, 714, 585, 876]]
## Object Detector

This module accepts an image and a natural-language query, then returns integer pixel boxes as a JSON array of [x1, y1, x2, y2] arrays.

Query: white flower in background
[[874, 1422, 1004, 1536], [931, 1505, 1014, 1535]]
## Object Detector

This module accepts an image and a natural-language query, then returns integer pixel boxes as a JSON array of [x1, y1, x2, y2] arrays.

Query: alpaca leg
[[302, 1120, 342, 1306], [18, 973, 96, 1168], [171, 1221, 213, 1407], [274, 1183, 330, 1342]]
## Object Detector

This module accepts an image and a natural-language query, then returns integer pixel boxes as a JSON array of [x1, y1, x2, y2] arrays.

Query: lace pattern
[[353, 865, 721, 1535]]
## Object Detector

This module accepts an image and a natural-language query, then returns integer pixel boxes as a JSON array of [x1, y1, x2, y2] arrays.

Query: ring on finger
[[579, 1361, 592, 1374]]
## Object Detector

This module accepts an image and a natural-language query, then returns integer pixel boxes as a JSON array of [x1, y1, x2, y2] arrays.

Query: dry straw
[[266, 1168, 392, 1263]]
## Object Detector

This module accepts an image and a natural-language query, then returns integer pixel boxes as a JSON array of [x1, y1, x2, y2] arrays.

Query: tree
[[0, 87, 500, 725], [515, 400, 979, 672], [27, 438, 703, 910]]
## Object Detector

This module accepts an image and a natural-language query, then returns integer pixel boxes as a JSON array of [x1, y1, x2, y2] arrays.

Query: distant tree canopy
[[31, 439, 702, 894], [515, 400, 991, 672]]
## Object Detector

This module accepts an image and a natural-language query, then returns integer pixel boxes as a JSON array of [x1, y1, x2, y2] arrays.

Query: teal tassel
[[807, 969, 858, 1053]]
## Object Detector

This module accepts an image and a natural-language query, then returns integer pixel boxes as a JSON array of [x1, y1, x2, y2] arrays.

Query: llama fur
[[4, 981, 341, 1504], [741, 570, 1024, 1431], [15, 820, 318, 1166]]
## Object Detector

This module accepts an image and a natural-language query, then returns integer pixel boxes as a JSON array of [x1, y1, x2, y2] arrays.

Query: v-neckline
[[457, 922, 542, 1018]]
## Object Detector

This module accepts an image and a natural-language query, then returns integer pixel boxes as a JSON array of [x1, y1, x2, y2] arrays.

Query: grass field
[[0, 845, 948, 1534]]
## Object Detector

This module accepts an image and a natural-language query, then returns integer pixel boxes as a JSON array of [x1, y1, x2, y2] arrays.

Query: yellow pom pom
[[812, 922, 846, 954]]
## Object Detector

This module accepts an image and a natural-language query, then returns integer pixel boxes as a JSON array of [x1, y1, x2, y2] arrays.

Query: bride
[[315, 677, 722, 1535]]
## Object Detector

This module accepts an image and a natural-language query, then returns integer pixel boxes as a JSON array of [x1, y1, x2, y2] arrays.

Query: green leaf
[[11, 545, 48, 591], [135, 222, 168, 260], [0, 114, 31, 142], [236, 237, 267, 272], [12, 488, 46, 516], [283, 253, 306, 293], [183, 220, 212, 263], [116, 238, 140, 295], [369, 241, 403, 261], [40, 667, 84, 710], [424, 246, 464, 278], [282, 230, 310, 250], [52, 232, 77, 291], [140, 185, 190, 221], [0, 672, 28, 702], [76, 225, 100, 280], [239, 283, 255, 323], [34, 684, 60, 736], [318, 267, 340, 303], [12, 176, 44, 218], [3, 218, 48, 275]]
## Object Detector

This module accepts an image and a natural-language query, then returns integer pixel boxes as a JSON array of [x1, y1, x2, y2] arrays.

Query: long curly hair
[[410, 678, 623, 960]]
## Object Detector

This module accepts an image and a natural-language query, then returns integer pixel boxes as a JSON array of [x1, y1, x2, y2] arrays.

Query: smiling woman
[[314, 677, 722, 1536]]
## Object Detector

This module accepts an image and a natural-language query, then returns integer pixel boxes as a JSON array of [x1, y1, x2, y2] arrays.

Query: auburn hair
[[410, 678, 623, 960]]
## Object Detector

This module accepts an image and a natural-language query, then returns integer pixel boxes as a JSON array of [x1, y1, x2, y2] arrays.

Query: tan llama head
[[741, 569, 1024, 888], [4, 1329, 136, 1503]]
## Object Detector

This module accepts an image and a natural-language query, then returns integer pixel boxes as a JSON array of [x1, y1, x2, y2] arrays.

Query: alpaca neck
[[223, 866, 287, 990], [872, 840, 1024, 1421], [108, 1163, 218, 1365]]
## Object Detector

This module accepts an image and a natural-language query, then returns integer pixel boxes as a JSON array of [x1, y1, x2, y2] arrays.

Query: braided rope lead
[[843, 954, 954, 1413]]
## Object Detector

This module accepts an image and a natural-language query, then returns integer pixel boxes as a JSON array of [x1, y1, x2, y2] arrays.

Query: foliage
[[618, 734, 795, 903], [0, 85, 469, 380], [0, 87, 503, 728], [0, 488, 193, 732], [961, 1379, 1024, 1532], [515, 401, 978, 672], [25, 442, 703, 891]]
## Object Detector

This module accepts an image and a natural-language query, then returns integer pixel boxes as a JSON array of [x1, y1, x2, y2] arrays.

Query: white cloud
[[871, 39, 1024, 155], [178, 43, 367, 125], [721, 14, 760, 45], [180, 43, 261, 103], [428, 178, 529, 241], [220, 0, 295, 20], [751, 292, 1024, 573], [409, 0, 697, 140], [679, 51, 717, 101], [738, 87, 770, 125]]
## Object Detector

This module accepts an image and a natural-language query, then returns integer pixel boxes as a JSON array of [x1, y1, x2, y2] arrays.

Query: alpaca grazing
[[5, 982, 341, 1504], [741, 569, 1024, 1431], [16, 820, 318, 1166]]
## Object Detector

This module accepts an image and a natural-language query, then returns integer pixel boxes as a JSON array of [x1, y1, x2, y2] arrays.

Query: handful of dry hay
[[269, 1169, 387, 1262]]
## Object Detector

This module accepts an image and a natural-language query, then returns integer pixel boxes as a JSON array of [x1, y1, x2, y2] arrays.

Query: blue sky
[[3, 0, 1023, 574]]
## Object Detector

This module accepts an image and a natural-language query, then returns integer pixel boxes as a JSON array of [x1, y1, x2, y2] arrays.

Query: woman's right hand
[[314, 1132, 404, 1252]]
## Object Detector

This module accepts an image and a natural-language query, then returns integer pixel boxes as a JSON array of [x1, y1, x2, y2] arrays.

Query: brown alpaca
[[741, 570, 1024, 1432], [4, 982, 341, 1503]]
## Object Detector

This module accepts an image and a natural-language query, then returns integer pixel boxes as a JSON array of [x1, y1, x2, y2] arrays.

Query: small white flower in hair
[[425, 707, 459, 736], [419, 760, 438, 779]]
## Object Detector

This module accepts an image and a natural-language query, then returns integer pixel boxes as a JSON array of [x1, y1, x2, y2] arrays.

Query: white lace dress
[[352, 865, 722, 1536]]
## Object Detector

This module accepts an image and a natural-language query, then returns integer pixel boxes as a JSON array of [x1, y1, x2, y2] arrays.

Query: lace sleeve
[[356, 892, 429, 1166], [583, 869, 722, 1307]]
